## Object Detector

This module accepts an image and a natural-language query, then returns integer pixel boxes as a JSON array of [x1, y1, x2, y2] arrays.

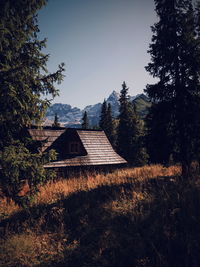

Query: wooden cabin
[[28, 127, 127, 171]]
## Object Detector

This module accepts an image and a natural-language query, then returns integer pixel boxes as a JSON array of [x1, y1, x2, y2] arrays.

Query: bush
[[0, 141, 57, 207]]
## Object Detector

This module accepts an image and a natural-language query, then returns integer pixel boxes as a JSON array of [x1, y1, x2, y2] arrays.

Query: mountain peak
[[111, 90, 119, 96], [46, 91, 150, 127], [107, 90, 120, 102]]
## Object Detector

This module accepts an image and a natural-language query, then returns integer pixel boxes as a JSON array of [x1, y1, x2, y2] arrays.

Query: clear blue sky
[[38, 0, 157, 108]]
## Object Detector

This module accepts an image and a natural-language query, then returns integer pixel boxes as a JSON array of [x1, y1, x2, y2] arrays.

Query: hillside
[[46, 92, 151, 127], [1, 165, 200, 267]]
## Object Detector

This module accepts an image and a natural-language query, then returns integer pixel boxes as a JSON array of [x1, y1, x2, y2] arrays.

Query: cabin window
[[69, 142, 80, 154]]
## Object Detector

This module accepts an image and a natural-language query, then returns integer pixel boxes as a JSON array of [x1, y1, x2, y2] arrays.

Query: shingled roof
[[28, 127, 65, 152], [43, 128, 127, 168]]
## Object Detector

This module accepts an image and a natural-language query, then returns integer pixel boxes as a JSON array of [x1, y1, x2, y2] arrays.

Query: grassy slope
[[1, 165, 200, 267]]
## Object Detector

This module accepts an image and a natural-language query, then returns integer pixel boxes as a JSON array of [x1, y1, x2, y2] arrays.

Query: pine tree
[[99, 103, 115, 146], [52, 113, 60, 128], [106, 103, 115, 146], [0, 0, 65, 148], [145, 102, 174, 165], [99, 100, 107, 130], [99, 100, 115, 146], [133, 104, 149, 166], [117, 82, 138, 164], [145, 0, 200, 177], [82, 111, 89, 129], [0, 0, 65, 205]]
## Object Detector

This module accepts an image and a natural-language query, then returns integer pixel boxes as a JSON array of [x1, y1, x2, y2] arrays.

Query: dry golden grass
[[2, 164, 200, 267], [0, 197, 21, 220], [0, 165, 180, 218], [35, 164, 180, 206], [0, 231, 65, 267]]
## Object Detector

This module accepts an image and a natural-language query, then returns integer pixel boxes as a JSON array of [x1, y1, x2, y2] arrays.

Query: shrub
[[0, 142, 57, 207]]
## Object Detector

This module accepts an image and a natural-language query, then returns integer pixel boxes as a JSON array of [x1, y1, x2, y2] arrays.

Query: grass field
[[1, 164, 200, 267]]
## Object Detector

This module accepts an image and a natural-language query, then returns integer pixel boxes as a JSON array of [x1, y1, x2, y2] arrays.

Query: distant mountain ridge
[[45, 91, 151, 127]]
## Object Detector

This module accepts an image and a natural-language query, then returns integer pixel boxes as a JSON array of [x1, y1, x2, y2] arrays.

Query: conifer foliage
[[52, 113, 61, 128], [106, 103, 115, 146], [82, 111, 89, 129], [99, 100, 115, 146], [0, 0, 65, 148], [145, 102, 173, 165], [117, 82, 139, 164], [145, 0, 200, 177], [0, 0, 65, 205], [99, 100, 108, 130]]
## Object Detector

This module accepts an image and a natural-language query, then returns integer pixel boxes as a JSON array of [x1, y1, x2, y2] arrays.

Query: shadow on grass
[[1, 176, 200, 267]]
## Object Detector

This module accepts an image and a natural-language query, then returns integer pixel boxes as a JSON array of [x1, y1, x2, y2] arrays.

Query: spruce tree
[[146, 0, 200, 177], [99, 100, 108, 130], [0, 0, 65, 205], [82, 111, 89, 129], [99, 100, 115, 146], [106, 103, 116, 146], [145, 102, 174, 165], [0, 0, 65, 148], [133, 104, 149, 166], [52, 113, 60, 128], [117, 82, 138, 164]]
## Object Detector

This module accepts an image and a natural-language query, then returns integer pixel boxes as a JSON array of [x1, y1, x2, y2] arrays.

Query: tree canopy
[[0, 0, 65, 205], [52, 113, 61, 128], [82, 111, 89, 129], [0, 0, 65, 148], [99, 100, 115, 146], [145, 0, 200, 176], [117, 82, 138, 164]]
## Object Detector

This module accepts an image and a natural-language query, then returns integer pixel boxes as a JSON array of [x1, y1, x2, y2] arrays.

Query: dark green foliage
[[145, 0, 200, 176], [117, 82, 131, 161], [52, 113, 60, 128], [106, 103, 116, 146], [117, 82, 142, 165], [133, 94, 152, 119], [0, 0, 65, 148], [82, 111, 89, 129], [145, 102, 174, 165], [92, 125, 101, 130], [0, 142, 57, 207], [135, 117, 149, 166], [99, 100, 115, 146], [0, 0, 65, 204], [99, 99, 107, 130]]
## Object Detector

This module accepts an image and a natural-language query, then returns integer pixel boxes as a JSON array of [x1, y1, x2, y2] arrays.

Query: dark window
[[69, 142, 80, 154]]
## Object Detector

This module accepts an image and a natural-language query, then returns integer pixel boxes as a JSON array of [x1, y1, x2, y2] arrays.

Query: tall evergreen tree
[[0, 0, 65, 148], [106, 103, 116, 146], [146, 0, 200, 177], [52, 113, 60, 128], [0, 0, 65, 205], [99, 100, 115, 146], [82, 111, 89, 129], [99, 99, 107, 130], [117, 82, 138, 164], [133, 104, 149, 166], [145, 102, 174, 165]]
